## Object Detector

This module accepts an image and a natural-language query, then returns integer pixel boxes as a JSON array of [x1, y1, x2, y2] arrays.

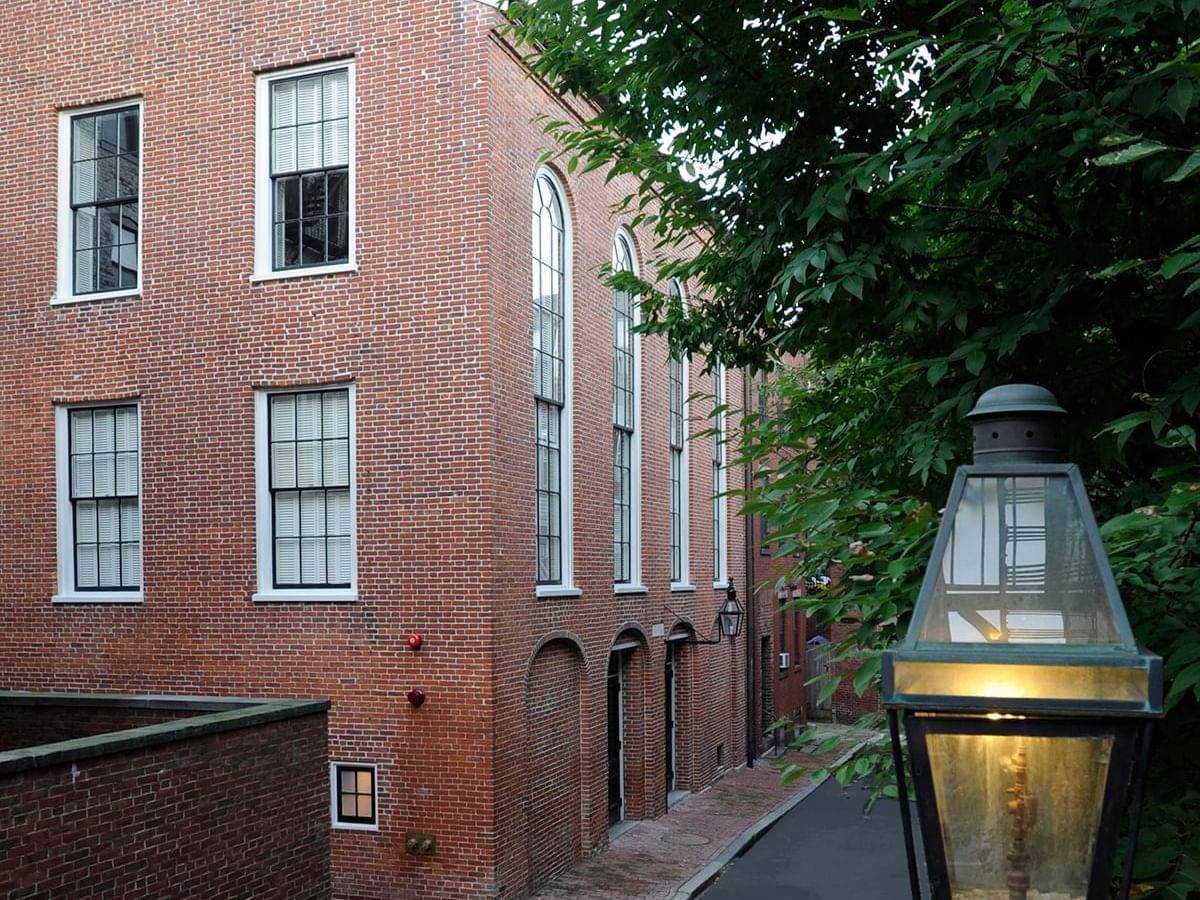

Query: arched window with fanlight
[[532, 169, 573, 592], [612, 230, 642, 589]]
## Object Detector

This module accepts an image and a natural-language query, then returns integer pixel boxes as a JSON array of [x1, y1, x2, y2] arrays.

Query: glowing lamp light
[[882, 385, 1162, 900]]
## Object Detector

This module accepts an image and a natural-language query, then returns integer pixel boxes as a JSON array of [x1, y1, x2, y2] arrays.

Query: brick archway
[[525, 637, 586, 889]]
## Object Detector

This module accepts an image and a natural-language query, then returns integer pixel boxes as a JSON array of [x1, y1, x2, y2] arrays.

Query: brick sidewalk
[[530, 727, 858, 900]]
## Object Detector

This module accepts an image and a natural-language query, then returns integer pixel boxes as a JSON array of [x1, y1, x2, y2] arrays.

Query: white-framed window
[[612, 230, 643, 591], [533, 167, 577, 597], [668, 279, 691, 590], [712, 364, 728, 586], [54, 403, 143, 603], [253, 59, 355, 281], [54, 99, 143, 305], [331, 761, 378, 831], [254, 385, 357, 602]]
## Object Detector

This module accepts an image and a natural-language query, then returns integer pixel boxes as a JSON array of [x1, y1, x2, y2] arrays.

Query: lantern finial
[[965, 383, 1068, 464]]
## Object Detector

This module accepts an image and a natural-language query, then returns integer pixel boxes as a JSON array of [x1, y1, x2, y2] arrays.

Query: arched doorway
[[607, 628, 647, 829]]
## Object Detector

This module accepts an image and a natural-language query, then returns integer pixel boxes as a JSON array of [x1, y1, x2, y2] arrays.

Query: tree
[[505, 0, 1200, 893]]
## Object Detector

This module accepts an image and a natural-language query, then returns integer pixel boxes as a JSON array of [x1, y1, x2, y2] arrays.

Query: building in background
[[0, 2, 757, 898]]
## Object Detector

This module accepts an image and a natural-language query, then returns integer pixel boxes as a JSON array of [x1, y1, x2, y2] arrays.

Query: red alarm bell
[[407, 688, 426, 707], [407, 631, 423, 650]]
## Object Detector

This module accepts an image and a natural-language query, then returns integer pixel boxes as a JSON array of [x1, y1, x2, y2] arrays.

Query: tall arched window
[[712, 363, 727, 585], [612, 230, 641, 587], [668, 279, 689, 587], [533, 170, 572, 589]]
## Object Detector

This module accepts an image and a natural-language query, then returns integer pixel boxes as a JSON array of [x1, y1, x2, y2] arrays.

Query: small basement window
[[331, 762, 377, 830]]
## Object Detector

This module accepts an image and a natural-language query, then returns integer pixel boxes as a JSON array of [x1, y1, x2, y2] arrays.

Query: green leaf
[[853, 655, 882, 695], [1090, 259, 1146, 279], [965, 348, 986, 375], [1161, 252, 1200, 280], [986, 131, 1010, 174], [1167, 80, 1195, 123], [1165, 152, 1200, 183], [1092, 142, 1167, 167], [927, 359, 949, 385]]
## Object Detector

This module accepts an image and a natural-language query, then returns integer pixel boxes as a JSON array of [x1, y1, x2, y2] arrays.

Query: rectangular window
[[712, 365, 727, 584], [331, 762, 377, 830], [56, 101, 141, 303], [612, 235, 639, 587], [255, 386, 356, 601], [54, 404, 142, 602], [255, 61, 355, 279], [669, 353, 685, 583]]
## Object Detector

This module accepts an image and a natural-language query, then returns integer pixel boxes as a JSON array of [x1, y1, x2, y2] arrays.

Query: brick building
[[0, 2, 765, 898]]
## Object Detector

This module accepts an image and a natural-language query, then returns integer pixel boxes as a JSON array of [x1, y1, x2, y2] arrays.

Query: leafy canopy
[[505, 0, 1200, 894]]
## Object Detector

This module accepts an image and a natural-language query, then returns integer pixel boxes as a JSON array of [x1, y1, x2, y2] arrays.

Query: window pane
[[92, 453, 116, 496], [71, 455, 94, 498], [115, 408, 137, 451], [98, 544, 120, 586], [76, 545, 98, 587], [97, 114, 118, 154], [324, 70, 349, 117], [120, 499, 140, 540], [301, 218, 326, 265], [272, 442, 296, 489], [117, 154, 138, 199], [73, 116, 96, 161], [296, 442, 321, 486], [295, 393, 320, 439], [72, 161, 95, 204], [121, 543, 141, 587], [296, 75, 322, 124], [327, 217, 349, 262], [327, 171, 349, 215], [327, 537, 352, 584], [95, 155, 118, 203], [340, 796, 357, 819], [119, 110, 138, 154], [296, 123, 321, 170], [272, 395, 296, 440], [275, 177, 300, 222], [357, 795, 373, 819], [323, 390, 349, 438], [275, 492, 300, 537], [323, 120, 348, 167], [75, 501, 97, 542], [75, 208, 97, 249], [71, 410, 93, 452], [97, 500, 120, 542], [300, 491, 325, 535], [340, 770, 356, 793], [356, 770, 372, 793], [98, 252, 120, 291], [276, 538, 300, 583], [323, 439, 349, 486], [273, 126, 297, 174], [93, 409, 114, 451], [272, 80, 297, 127], [115, 452, 138, 495], [301, 537, 326, 583]]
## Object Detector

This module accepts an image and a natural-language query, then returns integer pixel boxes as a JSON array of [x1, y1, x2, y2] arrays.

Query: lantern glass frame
[[902, 712, 1145, 900]]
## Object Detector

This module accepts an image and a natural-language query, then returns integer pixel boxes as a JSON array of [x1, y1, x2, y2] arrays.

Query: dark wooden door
[[607, 653, 623, 826]]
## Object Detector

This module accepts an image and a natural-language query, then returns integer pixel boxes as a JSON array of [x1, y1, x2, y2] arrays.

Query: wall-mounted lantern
[[882, 384, 1162, 900], [679, 584, 745, 646]]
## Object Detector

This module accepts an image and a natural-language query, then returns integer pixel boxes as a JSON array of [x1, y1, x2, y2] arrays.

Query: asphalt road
[[699, 778, 917, 900]]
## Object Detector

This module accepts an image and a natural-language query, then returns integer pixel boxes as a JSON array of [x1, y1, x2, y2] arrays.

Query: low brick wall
[[0, 695, 330, 900], [0, 704, 206, 752]]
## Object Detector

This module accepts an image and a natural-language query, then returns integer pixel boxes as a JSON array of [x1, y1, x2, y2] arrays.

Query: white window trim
[[52, 402, 144, 603], [613, 228, 642, 591], [330, 761, 379, 832], [53, 98, 144, 306], [713, 363, 728, 588], [253, 58, 357, 281], [533, 166, 576, 598], [253, 383, 358, 603], [670, 287, 691, 591]]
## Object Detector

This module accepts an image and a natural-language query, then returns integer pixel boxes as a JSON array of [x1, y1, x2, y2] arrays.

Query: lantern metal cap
[[966, 384, 1068, 463], [965, 384, 1067, 420]]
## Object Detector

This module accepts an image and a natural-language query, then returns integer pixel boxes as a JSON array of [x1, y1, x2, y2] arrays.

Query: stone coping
[[0, 691, 330, 777]]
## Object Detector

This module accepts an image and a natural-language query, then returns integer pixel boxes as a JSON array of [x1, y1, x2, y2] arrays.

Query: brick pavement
[[530, 726, 859, 900]]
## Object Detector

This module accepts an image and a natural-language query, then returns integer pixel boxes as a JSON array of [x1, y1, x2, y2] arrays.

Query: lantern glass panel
[[917, 475, 1121, 645], [926, 732, 1111, 899]]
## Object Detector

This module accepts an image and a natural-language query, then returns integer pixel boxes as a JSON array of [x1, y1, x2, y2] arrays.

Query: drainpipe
[[743, 368, 758, 769]]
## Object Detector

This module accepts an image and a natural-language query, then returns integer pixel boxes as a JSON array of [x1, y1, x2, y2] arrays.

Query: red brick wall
[[0, 713, 329, 900], [0, 2, 752, 898], [486, 24, 749, 899], [0, 704, 203, 752]]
